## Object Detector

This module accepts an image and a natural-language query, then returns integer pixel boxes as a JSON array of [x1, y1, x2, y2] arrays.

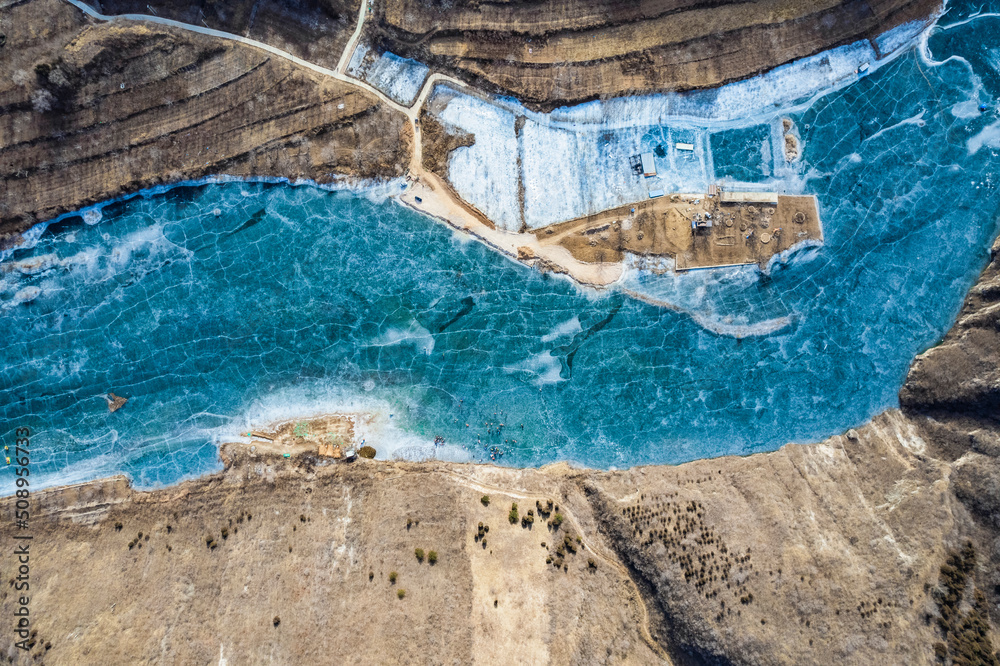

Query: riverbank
[[2, 234, 998, 664], [0, 412, 992, 664]]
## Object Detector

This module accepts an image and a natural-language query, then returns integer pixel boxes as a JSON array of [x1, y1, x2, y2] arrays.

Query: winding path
[[336, 0, 370, 74], [61, 0, 473, 173], [64, 0, 412, 114]]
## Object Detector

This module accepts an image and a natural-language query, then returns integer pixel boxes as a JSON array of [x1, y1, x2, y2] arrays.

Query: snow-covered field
[[428, 23, 930, 230], [347, 42, 429, 106], [437, 95, 522, 231]]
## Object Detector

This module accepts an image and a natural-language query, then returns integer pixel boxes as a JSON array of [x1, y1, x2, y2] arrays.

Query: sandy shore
[[398, 172, 625, 287]]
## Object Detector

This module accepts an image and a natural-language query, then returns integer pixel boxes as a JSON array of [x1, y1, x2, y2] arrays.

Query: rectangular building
[[640, 152, 656, 177]]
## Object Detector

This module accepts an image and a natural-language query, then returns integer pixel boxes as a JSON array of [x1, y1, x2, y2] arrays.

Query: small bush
[[221, 527, 229, 539], [397, 589, 406, 599], [358, 445, 376, 459], [415, 548, 425, 562], [509, 503, 519, 524], [206, 536, 217, 549], [428, 551, 438, 565], [389, 571, 398, 584], [481, 495, 490, 506], [272, 616, 280, 627], [114, 521, 123, 531], [550, 513, 564, 529]]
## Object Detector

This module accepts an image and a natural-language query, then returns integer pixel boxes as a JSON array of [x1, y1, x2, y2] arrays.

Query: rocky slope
[[2, 244, 998, 665], [0, 0, 409, 241], [366, 0, 942, 109]]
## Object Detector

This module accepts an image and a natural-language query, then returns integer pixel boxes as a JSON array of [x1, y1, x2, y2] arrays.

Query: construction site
[[533, 188, 823, 271]]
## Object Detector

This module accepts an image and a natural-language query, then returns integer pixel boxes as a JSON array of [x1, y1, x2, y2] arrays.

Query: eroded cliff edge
[[2, 243, 997, 665]]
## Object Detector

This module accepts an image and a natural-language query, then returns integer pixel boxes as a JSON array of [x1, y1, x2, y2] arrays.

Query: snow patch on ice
[[968, 118, 1000, 154], [5, 286, 41, 308], [504, 351, 566, 386], [541, 316, 582, 343], [372, 320, 435, 355]]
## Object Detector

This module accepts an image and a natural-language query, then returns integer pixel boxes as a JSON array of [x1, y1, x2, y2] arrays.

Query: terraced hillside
[[86, 0, 361, 70], [0, 0, 409, 239], [368, 0, 942, 108]]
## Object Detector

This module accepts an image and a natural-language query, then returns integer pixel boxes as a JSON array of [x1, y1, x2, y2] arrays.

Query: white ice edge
[[0, 174, 406, 262]]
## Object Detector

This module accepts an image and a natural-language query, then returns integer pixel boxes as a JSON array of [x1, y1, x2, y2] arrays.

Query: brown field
[[536, 193, 822, 269]]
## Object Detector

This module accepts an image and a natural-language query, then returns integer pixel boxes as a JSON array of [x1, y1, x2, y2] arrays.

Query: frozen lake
[[2, 5, 1000, 489]]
